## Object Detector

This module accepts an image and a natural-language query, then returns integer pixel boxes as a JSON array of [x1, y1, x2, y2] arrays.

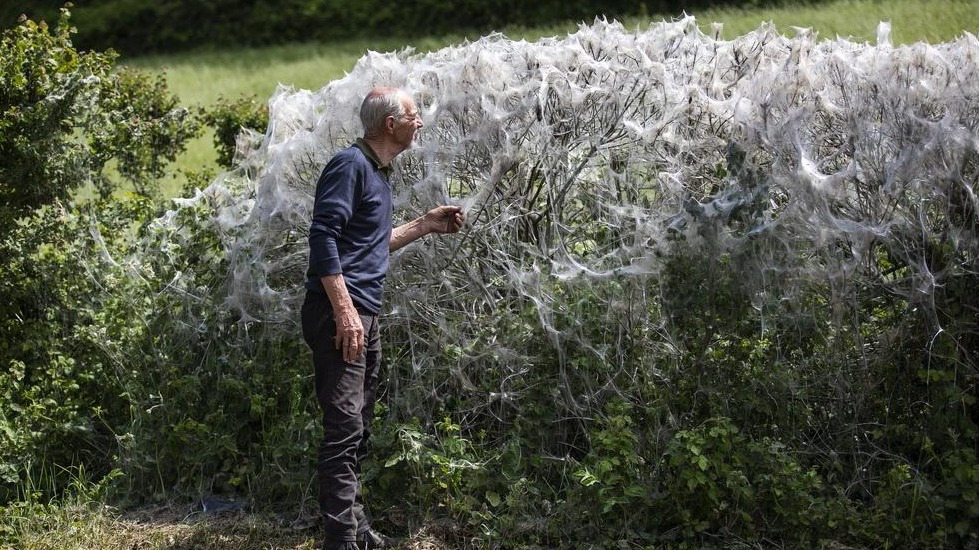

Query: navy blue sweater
[[305, 140, 393, 314]]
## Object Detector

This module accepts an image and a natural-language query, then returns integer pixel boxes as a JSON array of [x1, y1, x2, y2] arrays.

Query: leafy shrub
[[0, 8, 197, 504], [0, 196, 156, 503], [571, 399, 653, 542], [574, 401, 646, 505], [0, 8, 199, 225], [0, 11, 113, 232], [374, 416, 483, 515], [199, 95, 269, 168], [657, 417, 838, 543]]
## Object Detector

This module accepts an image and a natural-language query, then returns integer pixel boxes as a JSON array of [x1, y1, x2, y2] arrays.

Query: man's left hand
[[425, 205, 465, 234]]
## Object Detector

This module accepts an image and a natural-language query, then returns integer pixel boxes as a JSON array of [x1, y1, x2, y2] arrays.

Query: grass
[[1, 499, 459, 550], [683, 0, 978, 43], [1, 503, 318, 550]]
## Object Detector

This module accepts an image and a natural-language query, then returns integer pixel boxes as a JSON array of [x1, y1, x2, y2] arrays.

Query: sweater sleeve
[[308, 150, 362, 278]]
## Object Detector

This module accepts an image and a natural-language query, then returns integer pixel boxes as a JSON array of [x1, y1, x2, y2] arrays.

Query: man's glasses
[[399, 111, 421, 123]]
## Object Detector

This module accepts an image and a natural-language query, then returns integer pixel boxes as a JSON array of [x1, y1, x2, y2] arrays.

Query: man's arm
[[308, 151, 367, 363], [390, 205, 465, 252]]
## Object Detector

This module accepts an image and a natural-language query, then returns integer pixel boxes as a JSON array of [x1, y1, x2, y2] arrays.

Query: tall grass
[[128, 0, 977, 196]]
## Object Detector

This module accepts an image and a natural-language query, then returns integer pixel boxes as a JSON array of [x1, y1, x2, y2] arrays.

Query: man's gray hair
[[360, 88, 409, 137]]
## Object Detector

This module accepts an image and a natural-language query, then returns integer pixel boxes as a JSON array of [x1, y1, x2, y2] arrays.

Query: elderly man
[[302, 87, 464, 550]]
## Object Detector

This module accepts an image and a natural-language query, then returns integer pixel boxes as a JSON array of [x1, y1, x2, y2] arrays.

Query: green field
[[127, 0, 978, 195]]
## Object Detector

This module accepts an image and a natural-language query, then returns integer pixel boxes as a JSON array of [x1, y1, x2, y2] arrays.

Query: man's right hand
[[333, 304, 364, 363], [321, 273, 364, 363]]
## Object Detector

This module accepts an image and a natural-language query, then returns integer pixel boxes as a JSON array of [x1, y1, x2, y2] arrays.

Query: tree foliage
[[0, 8, 198, 504], [199, 95, 269, 168], [0, 8, 198, 237]]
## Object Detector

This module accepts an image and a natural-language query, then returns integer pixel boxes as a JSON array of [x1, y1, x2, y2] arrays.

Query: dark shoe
[[357, 528, 398, 549]]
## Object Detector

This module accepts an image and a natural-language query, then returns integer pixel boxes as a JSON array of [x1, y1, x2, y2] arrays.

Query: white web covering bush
[[176, 17, 978, 423]]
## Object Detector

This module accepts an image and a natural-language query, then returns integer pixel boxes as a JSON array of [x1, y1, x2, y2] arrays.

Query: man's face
[[392, 99, 423, 151]]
